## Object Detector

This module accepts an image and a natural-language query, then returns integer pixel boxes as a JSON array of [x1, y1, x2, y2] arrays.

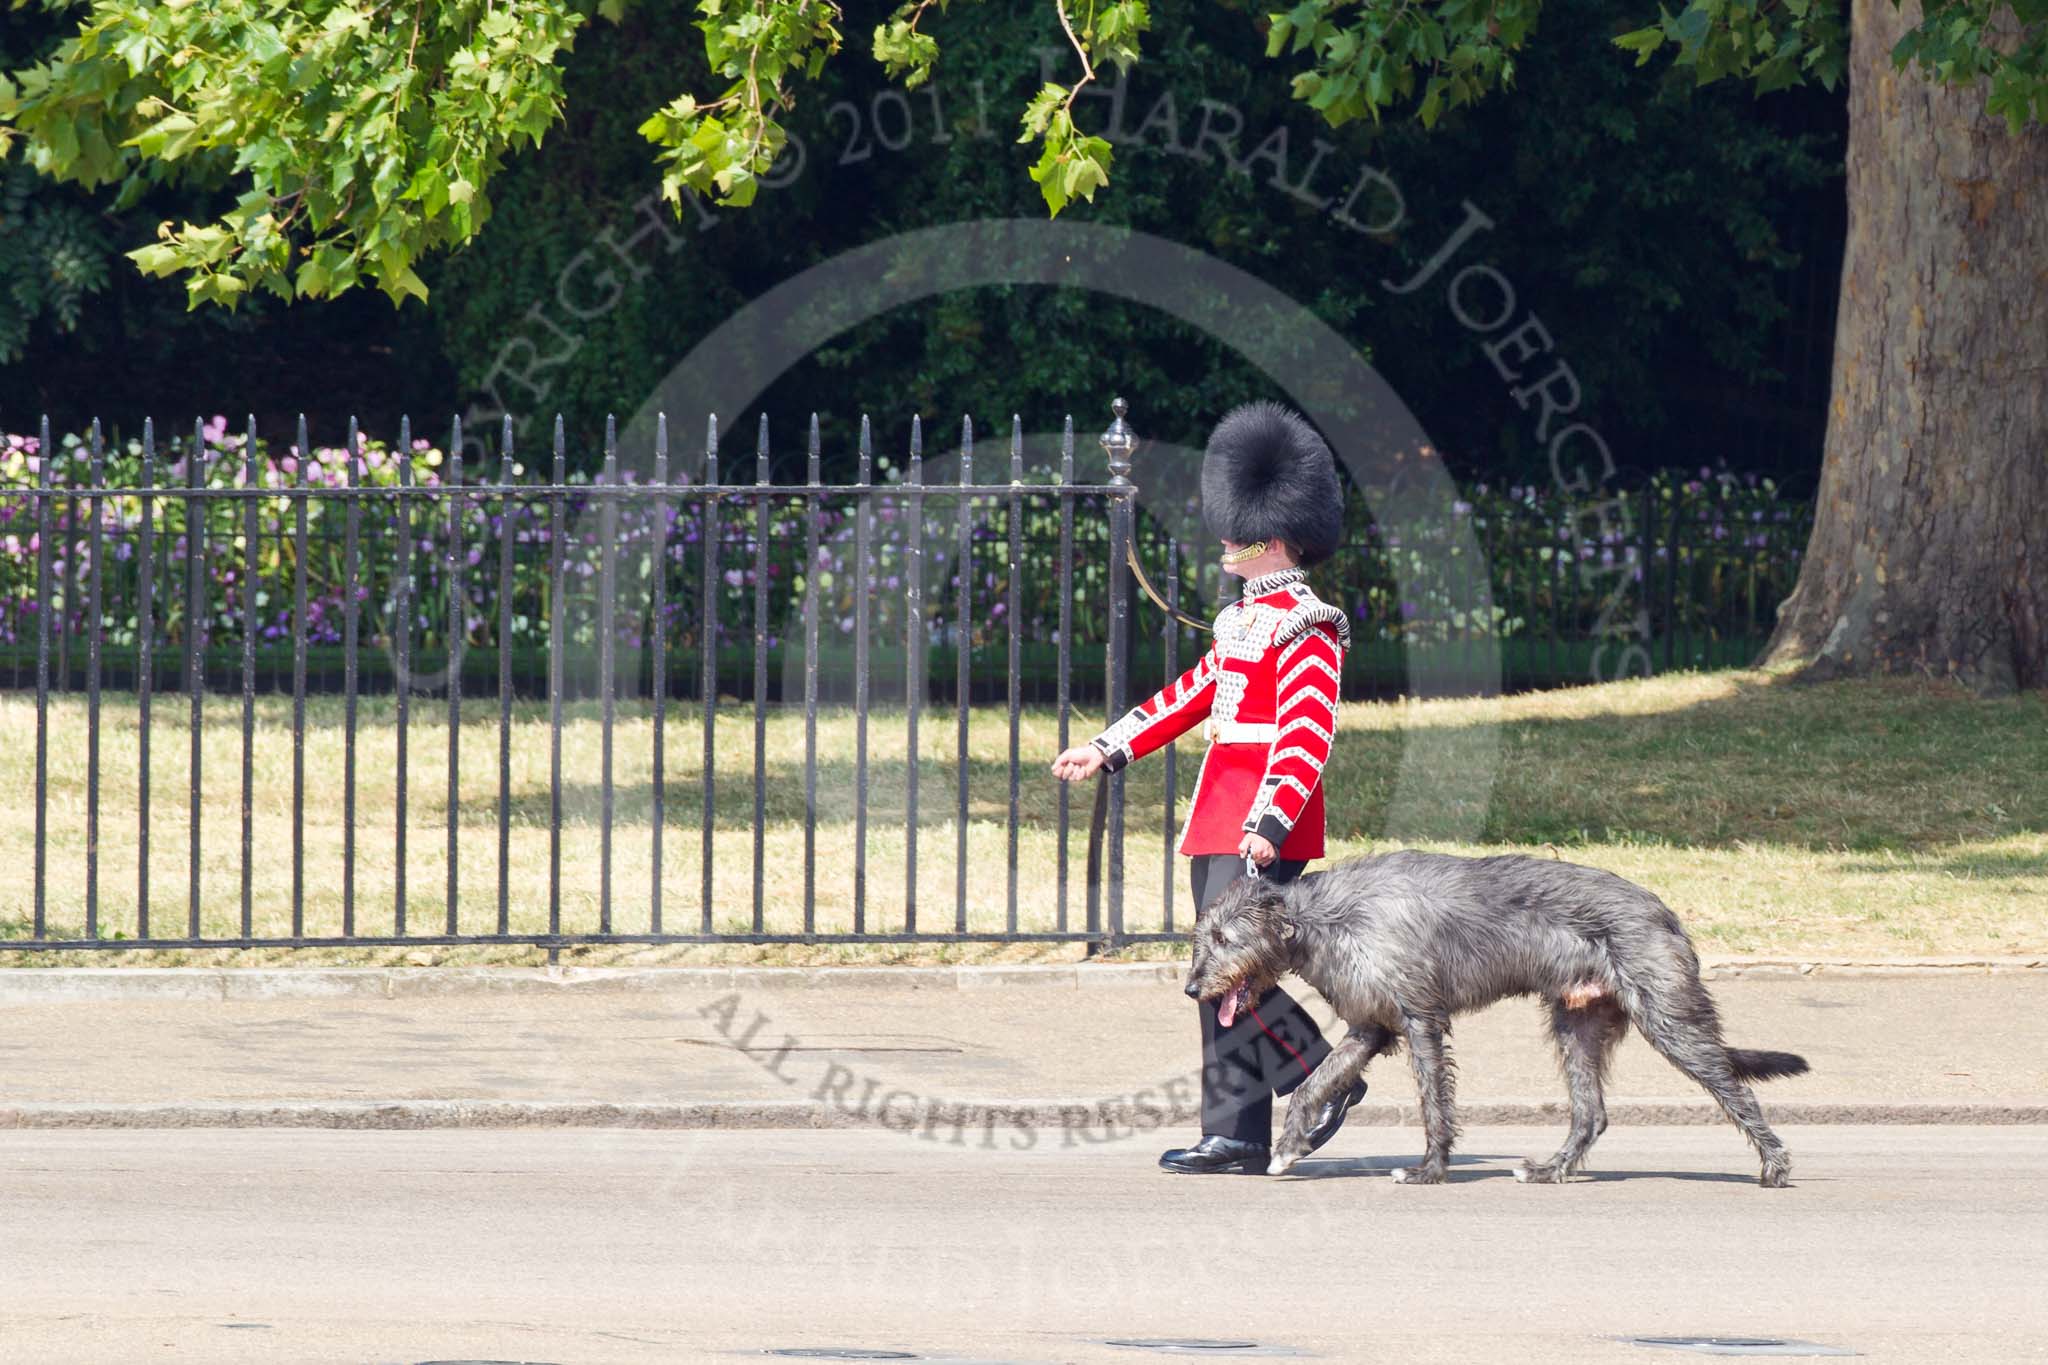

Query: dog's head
[[1184, 874, 1296, 1027]]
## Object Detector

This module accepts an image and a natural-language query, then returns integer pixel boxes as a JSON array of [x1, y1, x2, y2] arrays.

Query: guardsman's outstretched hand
[[1049, 745, 1107, 783]]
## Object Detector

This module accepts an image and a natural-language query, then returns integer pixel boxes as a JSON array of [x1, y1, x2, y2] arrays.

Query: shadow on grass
[[1837, 849, 2048, 878], [1319, 670, 2048, 853], [495, 756, 1094, 832], [500, 669, 2048, 851], [15, 671, 2046, 853]]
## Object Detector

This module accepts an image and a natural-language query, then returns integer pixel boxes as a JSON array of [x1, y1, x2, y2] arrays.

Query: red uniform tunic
[[1088, 566, 1348, 860]]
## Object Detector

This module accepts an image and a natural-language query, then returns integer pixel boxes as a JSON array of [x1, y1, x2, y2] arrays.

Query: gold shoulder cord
[[1125, 543, 1215, 633]]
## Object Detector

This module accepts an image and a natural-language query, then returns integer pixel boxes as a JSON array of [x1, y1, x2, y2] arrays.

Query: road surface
[[2, 1125, 2043, 1363]]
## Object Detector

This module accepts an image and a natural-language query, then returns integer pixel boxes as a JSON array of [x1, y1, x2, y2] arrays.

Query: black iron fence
[[0, 419, 1813, 704], [0, 402, 1812, 955]]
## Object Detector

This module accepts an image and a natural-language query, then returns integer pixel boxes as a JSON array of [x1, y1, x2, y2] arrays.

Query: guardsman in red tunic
[[1051, 401, 1366, 1174]]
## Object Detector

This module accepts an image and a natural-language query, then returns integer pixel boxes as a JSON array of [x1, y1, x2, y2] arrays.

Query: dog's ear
[[1255, 883, 1300, 943], [1247, 889, 1295, 941]]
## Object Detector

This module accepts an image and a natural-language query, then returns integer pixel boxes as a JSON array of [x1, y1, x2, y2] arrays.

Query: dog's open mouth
[[1217, 982, 1250, 1027]]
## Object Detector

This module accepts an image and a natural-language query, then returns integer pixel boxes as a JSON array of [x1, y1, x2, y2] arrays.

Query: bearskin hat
[[1198, 400, 1345, 566]]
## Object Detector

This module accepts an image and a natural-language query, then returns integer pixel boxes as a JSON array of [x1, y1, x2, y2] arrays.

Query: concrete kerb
[[0, 958, 2041, 1002], [0, 1098, 2043, 1131]]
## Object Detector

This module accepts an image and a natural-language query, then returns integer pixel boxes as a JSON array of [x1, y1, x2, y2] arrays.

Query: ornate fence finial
[[1101, 396, 1135, 486]]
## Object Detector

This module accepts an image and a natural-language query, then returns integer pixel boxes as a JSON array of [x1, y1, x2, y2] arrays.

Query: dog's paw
[[1278, 1109, 1314, 1146], [1267, 1136, 1310, 1176], [1389, 1164, 1445, 1185], [1759, 1157, 1792, 1189], [1514, 1159, 1564, 1185]]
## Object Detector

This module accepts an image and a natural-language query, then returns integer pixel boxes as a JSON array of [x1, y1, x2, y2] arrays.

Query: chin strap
[[1219, 539, 1270, 564]]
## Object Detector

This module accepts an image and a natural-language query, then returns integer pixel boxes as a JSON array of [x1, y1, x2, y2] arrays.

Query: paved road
[[3, 973, 2044, 1112], [3, 1126, 2043, 1364]]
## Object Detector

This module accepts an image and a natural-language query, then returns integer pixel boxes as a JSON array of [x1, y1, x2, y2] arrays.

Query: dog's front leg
[[1392, 1013, 1457, 1185], [1268, 1031, 1376, 1175]]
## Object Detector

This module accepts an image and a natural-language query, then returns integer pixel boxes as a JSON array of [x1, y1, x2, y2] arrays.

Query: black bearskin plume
[[1198, 401, 1345, 566]]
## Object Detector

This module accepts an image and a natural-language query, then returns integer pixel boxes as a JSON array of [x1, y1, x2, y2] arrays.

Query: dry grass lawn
[[2, 667, 2042, 965]]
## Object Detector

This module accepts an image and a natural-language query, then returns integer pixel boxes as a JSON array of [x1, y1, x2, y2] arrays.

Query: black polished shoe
[[1302, 1078, 1369, 1155], [1158, 1134, 1270, 1174]]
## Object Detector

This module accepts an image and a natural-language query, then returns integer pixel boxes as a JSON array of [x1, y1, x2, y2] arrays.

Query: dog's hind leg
[[1517, 997, 1626, 1185], [1268, 1024, 1392, 1175], [1629, 983, 1793, 1188], [1391, 1013, 1457, 1185]]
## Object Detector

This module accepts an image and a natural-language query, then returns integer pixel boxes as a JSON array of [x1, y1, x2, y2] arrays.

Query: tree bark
[[1762, 0, 2048, 694]]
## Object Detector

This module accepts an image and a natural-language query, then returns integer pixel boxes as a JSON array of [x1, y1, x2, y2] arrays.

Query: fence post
[[1639, 480, 1657, 677], [137, 419, 156, 938], [1664, 484, 1685, 673], [1162, 535, 1179, 935], [1100, 397, 1137, 955], [33, 414, 51, 940], [86, 420, 103, 940]]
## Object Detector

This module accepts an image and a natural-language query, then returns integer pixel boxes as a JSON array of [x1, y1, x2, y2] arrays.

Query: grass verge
[[1, 667, 2041, 965]]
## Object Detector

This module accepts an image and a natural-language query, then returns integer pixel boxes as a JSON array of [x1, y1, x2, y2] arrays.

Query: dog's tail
[[1728, 1048, 1810, 1081]]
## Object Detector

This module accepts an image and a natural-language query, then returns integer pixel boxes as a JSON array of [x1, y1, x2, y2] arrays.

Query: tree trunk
[[1762, 0, 2048, 694]]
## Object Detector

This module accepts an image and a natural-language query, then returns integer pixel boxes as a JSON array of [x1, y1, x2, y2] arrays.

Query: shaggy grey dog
[[1184, 849, 1810, 1186]]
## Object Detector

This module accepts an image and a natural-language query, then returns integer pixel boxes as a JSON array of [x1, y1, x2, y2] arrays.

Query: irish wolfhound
[[1184, 849, 1810, 1186]]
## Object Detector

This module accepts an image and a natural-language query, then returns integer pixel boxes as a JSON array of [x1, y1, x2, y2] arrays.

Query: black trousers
[[1189, 852, 1333, 1144]]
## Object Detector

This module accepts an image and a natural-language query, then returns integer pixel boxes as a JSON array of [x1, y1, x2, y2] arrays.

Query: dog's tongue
[[1219, 985, 1246, 1027]]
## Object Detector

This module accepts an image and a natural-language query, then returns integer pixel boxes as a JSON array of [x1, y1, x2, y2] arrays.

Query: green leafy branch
[[3, 0, 597, 309], [1881, 0, 2048, 133], [1011, 0, 1147, 215], [655, 0, 1144, 216], [11, 0, 2048, 311], [1611, 0, 1849, 97], [1611, 0, 2048, 131], [1263, 0, 1543, 130], [638, 0, 845, 211]]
